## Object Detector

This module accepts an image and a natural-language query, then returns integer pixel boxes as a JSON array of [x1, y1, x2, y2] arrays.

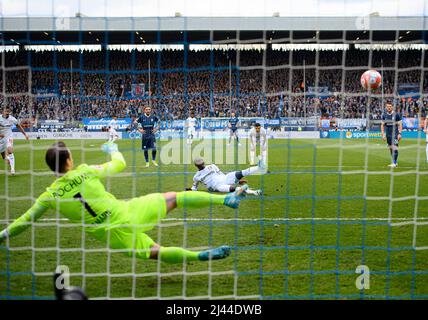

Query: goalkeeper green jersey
[[0, 151, 128, 241]]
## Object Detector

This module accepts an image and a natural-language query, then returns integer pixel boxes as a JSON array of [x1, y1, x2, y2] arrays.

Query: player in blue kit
[[137, 106, 160, 168], [227, 112, 241, 146], [381, 102, 402, 168]]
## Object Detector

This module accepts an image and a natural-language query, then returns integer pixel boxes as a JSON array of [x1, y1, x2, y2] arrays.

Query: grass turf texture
[[1, 138, 428, 299]]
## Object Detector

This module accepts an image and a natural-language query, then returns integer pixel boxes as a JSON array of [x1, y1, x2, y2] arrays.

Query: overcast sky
[[0, 0, 426, 17]]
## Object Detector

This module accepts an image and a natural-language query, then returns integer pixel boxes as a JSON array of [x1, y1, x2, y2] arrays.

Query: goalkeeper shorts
[[95, 193, 167, 259]]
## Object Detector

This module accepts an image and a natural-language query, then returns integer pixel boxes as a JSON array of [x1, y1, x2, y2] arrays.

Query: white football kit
[[108, 119, 119, 142], [187, 117, 196, 134], [191, 164, 238, 193], [186, 117, 197, 144], [0, 115, 18, 153], [249, 127, 267, 164], [249, 127, 267, 147]]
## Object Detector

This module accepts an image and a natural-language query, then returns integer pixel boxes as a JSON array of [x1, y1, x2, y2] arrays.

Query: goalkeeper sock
[[159, 246, 199, 263], [393, 150, 399, 164], [152, 150, 157, 160], [250, 151, 255, 163], [143, 150, 149, 162], [176, 191, 226, 208], [7, 153, 15, 171]]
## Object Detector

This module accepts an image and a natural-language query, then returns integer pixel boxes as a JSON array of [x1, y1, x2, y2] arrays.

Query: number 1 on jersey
[[73, 193, 97, 217]]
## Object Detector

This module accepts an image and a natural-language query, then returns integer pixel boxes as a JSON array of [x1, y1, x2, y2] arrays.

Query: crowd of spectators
[[1, 48, 427, 122]]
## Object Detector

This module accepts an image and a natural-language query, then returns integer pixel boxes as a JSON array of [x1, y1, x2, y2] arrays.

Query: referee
[[137, 106, 160, 167]]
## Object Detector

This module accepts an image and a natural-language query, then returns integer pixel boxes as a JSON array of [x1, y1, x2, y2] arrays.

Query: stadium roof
[[1, 16, 427, 31], [0, 16, 427, 45]]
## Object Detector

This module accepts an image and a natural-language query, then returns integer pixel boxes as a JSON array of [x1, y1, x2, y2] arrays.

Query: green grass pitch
[[1, 137, 428, 299]]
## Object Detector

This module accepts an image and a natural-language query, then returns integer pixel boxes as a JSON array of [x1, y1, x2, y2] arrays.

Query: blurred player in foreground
[[0, 107, 29, 175], [249, 123, 267, 165], [0, 142, 249, 263], [189, 157, 266, 195], [381, 102, 402, 168]]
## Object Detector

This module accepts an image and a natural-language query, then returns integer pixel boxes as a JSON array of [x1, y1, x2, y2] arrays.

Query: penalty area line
[[1, 217, 428, 223]]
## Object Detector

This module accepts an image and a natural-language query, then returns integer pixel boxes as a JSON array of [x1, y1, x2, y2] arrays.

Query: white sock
[[262, 150, 267, 164], [8, 153, 15, 171], [245, 188, 259, 195], [250, 151, 255, 163], [242, 166, 259, 176]]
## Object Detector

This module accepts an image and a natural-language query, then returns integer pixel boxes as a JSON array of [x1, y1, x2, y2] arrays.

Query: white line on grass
[[2, 164, 427, 175], [1, 217, 428, 223]]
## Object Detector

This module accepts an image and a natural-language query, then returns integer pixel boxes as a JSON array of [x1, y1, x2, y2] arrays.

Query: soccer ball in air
[[360, 70, 382, 90]]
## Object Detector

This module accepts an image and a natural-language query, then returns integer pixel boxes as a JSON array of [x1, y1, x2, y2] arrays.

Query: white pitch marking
[[1, 217, 428, 224]]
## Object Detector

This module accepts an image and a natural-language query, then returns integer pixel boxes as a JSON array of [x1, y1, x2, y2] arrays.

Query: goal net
[[0, 1, 427, 300]]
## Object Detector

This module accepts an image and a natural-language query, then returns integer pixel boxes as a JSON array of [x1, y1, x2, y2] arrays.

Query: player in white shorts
[[0, 107, 29, 175], [425, 117, 428, 163], [249, 123, 267, 165], [188, 157, 267, 195], [107, 116, 120, 143], [186, 112, 197, 144]]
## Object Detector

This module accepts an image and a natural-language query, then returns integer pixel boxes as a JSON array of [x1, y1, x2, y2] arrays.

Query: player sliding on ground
[[188, 157, 266, 195], [381, 102, 402, 168], [0, 142, 248, 263]]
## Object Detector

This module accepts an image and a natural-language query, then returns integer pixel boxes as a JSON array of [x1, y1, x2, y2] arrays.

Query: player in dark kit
[[381, 102, 402, 168], [227, 112, 241, 146], [137, 106, 159, 167]]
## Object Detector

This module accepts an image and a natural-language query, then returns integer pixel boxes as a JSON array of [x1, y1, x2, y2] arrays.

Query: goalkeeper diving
[[0, 142, 249, 263]]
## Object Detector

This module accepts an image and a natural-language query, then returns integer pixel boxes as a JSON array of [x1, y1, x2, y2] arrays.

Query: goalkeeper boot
[[152, 160, 159, 167], [224, 184, 248, 209], [145, 162, 150, 168], [198, 245, 231, 261]]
